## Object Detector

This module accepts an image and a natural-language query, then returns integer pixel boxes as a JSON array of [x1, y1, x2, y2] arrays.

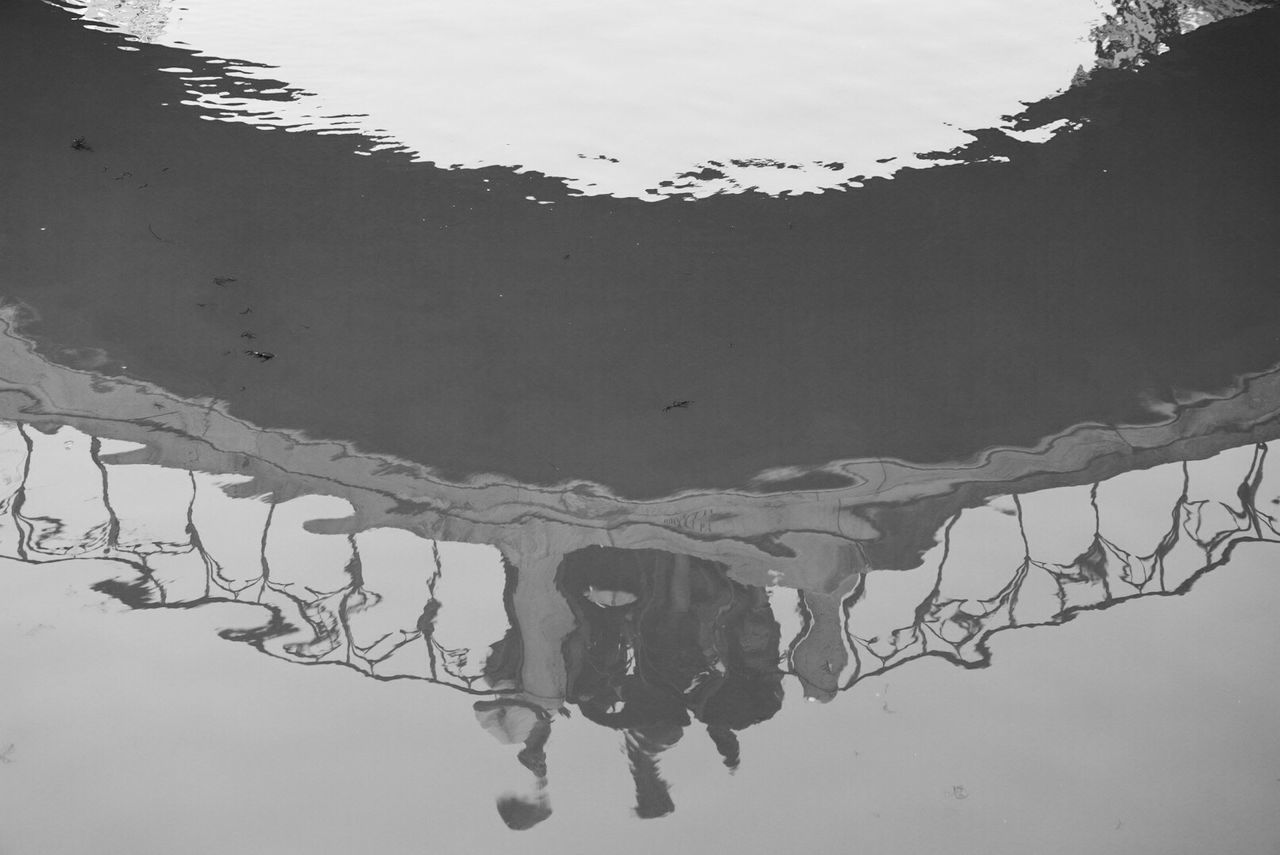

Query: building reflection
[[1, 415, 1278, 825]]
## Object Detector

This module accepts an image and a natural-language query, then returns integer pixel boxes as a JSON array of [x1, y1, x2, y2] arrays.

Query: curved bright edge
[[3, 304, 1280, 590], [46, 0, 1268, 200]]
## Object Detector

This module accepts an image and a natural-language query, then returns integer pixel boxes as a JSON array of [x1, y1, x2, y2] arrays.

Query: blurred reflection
[[48, 0, 1267, 198], [3, 297, 1280, 827], [558, 548, 784, 815], [1, 412, 1278, 825]]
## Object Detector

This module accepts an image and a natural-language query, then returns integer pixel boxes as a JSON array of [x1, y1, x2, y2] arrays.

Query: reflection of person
[[557, 547, 784, 815], [470, 552, 573, 830], [473, 697, 554, 830]]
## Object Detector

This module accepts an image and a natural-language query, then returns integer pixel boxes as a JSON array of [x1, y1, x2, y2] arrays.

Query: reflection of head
[[496, 793, 552, 830], [706, 724, 740, 770]]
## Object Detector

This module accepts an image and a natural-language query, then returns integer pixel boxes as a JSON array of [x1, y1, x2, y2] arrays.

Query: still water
[[2, 0, 1279, 851]]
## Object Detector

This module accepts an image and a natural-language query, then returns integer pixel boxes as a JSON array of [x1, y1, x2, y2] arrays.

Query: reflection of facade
[[67, 0, 178, 43], [4, 309, 1280, 825], [2, 416, 1279, 825], [1089, 0, 1267, 71]]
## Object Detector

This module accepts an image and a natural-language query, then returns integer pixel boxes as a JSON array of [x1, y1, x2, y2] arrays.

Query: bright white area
[[63, 0, 1102, 198], [3, 540, 1279, 853]]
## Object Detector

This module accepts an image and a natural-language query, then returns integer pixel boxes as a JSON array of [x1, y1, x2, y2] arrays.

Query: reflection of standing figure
[[557, 546, 784, 816], [470, 535, 578, 830], [473, 697, 554, 830]]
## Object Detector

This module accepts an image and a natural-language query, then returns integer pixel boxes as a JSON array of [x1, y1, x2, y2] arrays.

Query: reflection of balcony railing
[[3, 418, 1276, 705], [5, 294, 1280, 826], [818, 442, 1279, 694]]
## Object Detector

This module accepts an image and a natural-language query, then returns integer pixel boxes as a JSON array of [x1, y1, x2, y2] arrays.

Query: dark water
[[2, 1, 1280, 851], [1, 362, 1280, 850], [3, 1, 1279, 496]]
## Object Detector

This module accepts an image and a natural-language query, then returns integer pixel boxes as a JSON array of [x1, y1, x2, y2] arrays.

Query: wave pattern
[[46, 0, 1273, 199], [1, 418, 1278, 821]]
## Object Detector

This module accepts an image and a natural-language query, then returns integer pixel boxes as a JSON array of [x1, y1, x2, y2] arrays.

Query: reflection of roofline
[[4, 305, 1280, 589]]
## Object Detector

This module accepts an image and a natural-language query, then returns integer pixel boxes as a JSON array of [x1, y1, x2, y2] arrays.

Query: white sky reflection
[[60, 0, 1107, 198]]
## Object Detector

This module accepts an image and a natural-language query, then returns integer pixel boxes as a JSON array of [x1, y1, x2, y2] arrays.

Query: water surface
[[1, 339, 1279, 850], [2, 1, 1279, 850]]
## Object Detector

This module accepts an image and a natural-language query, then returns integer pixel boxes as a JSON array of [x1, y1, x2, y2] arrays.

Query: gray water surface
[[2, 1, 1279, 851]]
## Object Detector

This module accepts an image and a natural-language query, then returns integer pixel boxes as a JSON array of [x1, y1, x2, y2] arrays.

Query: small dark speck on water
[[663, 400, 693, 412], [70, 136, 91, 151], [239, 307, 252, 315], [213, 276, 237, 286], [245, 350, 275, 361], [0, 743, 14, 764], [951, 785, 968, 800], [240, 331, 255, 340]]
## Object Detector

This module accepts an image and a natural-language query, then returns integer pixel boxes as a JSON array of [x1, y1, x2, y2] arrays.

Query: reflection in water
[[1088, 0, 1265, 71], [3, 291, 1280, 825], [1, 410, 1277, 824], [46, 0, 1268, 199], [8, 4, 1280, 497]]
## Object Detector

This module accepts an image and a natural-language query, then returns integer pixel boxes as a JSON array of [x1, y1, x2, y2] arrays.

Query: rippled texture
[[1, 318, 1280, 847], [3, 2, 1280, 849], [50, 0, 1268, 198], [5, 1, 1280, 496], [2, 424, 1276, 703]]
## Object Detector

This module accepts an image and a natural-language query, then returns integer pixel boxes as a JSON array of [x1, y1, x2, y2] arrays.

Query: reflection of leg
[[476, 701, 555, 831], [517, 717, 551, 778], [625, 729, 677, 819], [706, 724, 740, 770]]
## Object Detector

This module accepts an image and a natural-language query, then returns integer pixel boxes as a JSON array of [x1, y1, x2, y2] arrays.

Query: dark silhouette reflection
[[557, 548, 784, 814], [2, 412, 1280, 826]]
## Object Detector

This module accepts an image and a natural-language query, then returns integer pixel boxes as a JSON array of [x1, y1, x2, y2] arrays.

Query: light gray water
[[2, 1, 1279, 851]]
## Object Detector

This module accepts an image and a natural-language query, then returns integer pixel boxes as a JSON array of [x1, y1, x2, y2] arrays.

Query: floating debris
[[244, 350, 274, 361]]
